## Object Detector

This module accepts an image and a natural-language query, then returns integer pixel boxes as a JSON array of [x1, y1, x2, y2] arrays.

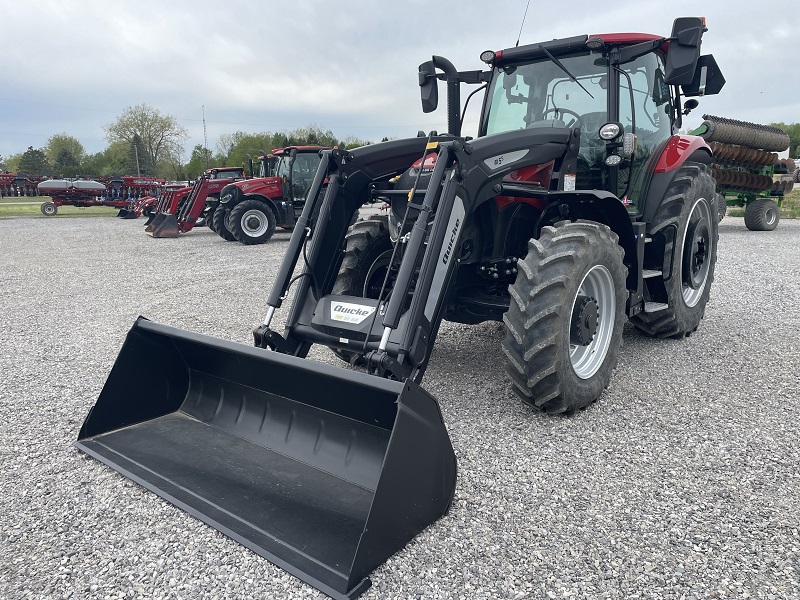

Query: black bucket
[[76, 318, 457, 600], [145, 214, 179, 237]]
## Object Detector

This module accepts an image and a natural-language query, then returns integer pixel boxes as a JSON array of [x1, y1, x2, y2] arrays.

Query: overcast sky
[[1, 0, 796, 161]]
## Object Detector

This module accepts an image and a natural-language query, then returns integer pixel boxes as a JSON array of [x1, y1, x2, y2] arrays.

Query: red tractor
[[145, 167, 247, 237], [214, 146, 327, 244]]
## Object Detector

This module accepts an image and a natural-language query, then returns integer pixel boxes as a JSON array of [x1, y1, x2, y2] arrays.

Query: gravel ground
[[1, 213, 799, 600]]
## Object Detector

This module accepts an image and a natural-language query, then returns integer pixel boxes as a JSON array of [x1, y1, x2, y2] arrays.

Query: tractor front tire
[[229, 199, 277, 245], [502, 221, 627, 415], [213, 204, 236, 241], [330, 215, 393, 364], [744, 198, 779, 231], [631, 163, 718, 338], [41, 202, 57, 216]]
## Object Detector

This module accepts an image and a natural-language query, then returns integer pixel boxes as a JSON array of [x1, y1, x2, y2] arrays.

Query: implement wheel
[[41, 202, 57, 216], [502, 221, 627, 414], [744, 198, 780, 231], [229, 199, 277, 245], [632, 163, 718, 338], [213, 204, 236, 241], [330, 215, 393, 364]]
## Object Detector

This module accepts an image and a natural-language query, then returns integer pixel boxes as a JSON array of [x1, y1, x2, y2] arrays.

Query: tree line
[[0, 104, 377, 181]]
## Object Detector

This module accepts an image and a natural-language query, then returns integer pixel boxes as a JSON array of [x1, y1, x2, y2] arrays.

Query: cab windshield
[[485, 52, 609, 139]]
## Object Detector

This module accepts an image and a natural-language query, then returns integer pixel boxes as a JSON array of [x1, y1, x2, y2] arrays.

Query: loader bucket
[[143, 212, 164, 231], [143, 211, 158, 227], [146, 214, 179, 238], [76, 318, 457, 600]]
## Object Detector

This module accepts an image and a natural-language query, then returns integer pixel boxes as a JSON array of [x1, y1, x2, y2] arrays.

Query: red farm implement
[[1, 173, 47, 197]]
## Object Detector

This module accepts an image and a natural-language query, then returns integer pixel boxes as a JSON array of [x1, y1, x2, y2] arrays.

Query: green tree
[[0, 154, 5, 171], [185, 145, 216, 179], [4, 153, 22, 173], [45, 133, 85, 166], [127, 134, 155, 176], [104, 104, 188, 173], [54, 148, 80, 177], [18, 146, 51, 175]]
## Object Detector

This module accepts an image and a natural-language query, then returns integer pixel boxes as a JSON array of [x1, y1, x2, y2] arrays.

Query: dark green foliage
[[18, 147, 51, 175]]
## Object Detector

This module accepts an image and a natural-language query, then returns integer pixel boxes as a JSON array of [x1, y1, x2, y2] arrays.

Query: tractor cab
[[419, 17, 725, 212], [206, 166, 246, 181], [274, 146, 324, 204]]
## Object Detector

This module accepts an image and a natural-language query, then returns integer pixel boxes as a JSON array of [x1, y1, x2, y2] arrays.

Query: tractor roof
[[494, 32, 666, 65]]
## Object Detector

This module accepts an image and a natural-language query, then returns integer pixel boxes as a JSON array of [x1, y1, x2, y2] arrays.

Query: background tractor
[[145, 166, 247, 237], [77, 17, 725, 600], [214, 146, 327, 244]]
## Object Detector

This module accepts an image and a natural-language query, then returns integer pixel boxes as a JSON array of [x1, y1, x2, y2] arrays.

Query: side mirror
[[664, 17, 704, 85], [682, 98, 699, 115], [418, 60, 438, 113], [681, 54, 725, 97]]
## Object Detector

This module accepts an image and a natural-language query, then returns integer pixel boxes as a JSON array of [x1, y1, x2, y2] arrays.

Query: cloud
[[1, 0, 796, 159]]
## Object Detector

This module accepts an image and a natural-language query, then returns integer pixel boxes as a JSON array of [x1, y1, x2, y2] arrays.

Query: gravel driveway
[[1, 214, 799, 599]]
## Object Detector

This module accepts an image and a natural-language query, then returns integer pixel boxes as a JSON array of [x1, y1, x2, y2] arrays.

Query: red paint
[[589, 33, 665, 47], [494, 160, 553, 211], [654, 135, 711, 173]]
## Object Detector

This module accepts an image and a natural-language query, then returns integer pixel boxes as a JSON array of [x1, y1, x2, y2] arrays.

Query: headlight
[[599, 122, 623, 141]]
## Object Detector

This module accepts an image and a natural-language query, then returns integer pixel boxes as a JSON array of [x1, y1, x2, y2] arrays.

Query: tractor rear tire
[[502, 221, 627, 415], [631, 163, 718, 338], [229, 199, 277, 245], [41, 202, 57, 216], [716, 193, 727, 222], [330, 215, 393, 364], [744, 198, 780, 231], [213, 204, 237, 241]]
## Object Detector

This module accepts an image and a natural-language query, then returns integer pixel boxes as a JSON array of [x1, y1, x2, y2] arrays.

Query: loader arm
[[260, 128, 581, 382]]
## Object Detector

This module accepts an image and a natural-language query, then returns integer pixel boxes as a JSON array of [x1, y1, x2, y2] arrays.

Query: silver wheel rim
[[765, 207, 777, 226], [44, 204, 55, 215], [240, 209, 268, 236], [570, 265, 615, 379], [682, 197, 713, 307]]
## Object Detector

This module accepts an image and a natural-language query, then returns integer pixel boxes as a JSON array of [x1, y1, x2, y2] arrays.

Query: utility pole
[[134, 143, 141, 176], [202, 105, 209, 169]]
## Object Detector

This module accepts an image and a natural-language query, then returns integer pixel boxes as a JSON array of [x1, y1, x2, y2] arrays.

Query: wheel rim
[[44, 204, 55, 215], [569, 265, 615, 379], [240, 209, 268, 236], [765, 207, 777, 226], [682, 197, 713, 307]]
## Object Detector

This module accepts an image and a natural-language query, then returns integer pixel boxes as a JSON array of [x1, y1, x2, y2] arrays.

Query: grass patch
[[0, 202, 118, 219], [725, 189, 799, 219]]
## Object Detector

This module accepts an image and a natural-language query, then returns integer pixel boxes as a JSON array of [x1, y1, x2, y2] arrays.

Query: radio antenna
[[516, 0, 532, 47]]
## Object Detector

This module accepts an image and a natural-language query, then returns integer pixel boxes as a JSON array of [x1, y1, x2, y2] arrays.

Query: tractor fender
[[653, 135, 712, 173], [641, 135, 712, 223], [538, 191, 640, 292]]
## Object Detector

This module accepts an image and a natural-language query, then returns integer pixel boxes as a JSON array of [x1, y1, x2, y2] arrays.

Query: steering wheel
[[541, 108, 584, 129]]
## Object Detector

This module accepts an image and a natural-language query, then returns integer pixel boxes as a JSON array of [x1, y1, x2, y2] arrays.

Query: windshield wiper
[[538, 44, 594, 99]]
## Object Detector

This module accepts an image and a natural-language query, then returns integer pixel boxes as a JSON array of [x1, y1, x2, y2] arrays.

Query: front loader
[[77, 17, 723, 599], [145, 166, 246, 237]]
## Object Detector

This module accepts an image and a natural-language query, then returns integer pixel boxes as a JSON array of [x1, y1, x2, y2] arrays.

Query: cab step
[[644, 302, 669, 313]]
